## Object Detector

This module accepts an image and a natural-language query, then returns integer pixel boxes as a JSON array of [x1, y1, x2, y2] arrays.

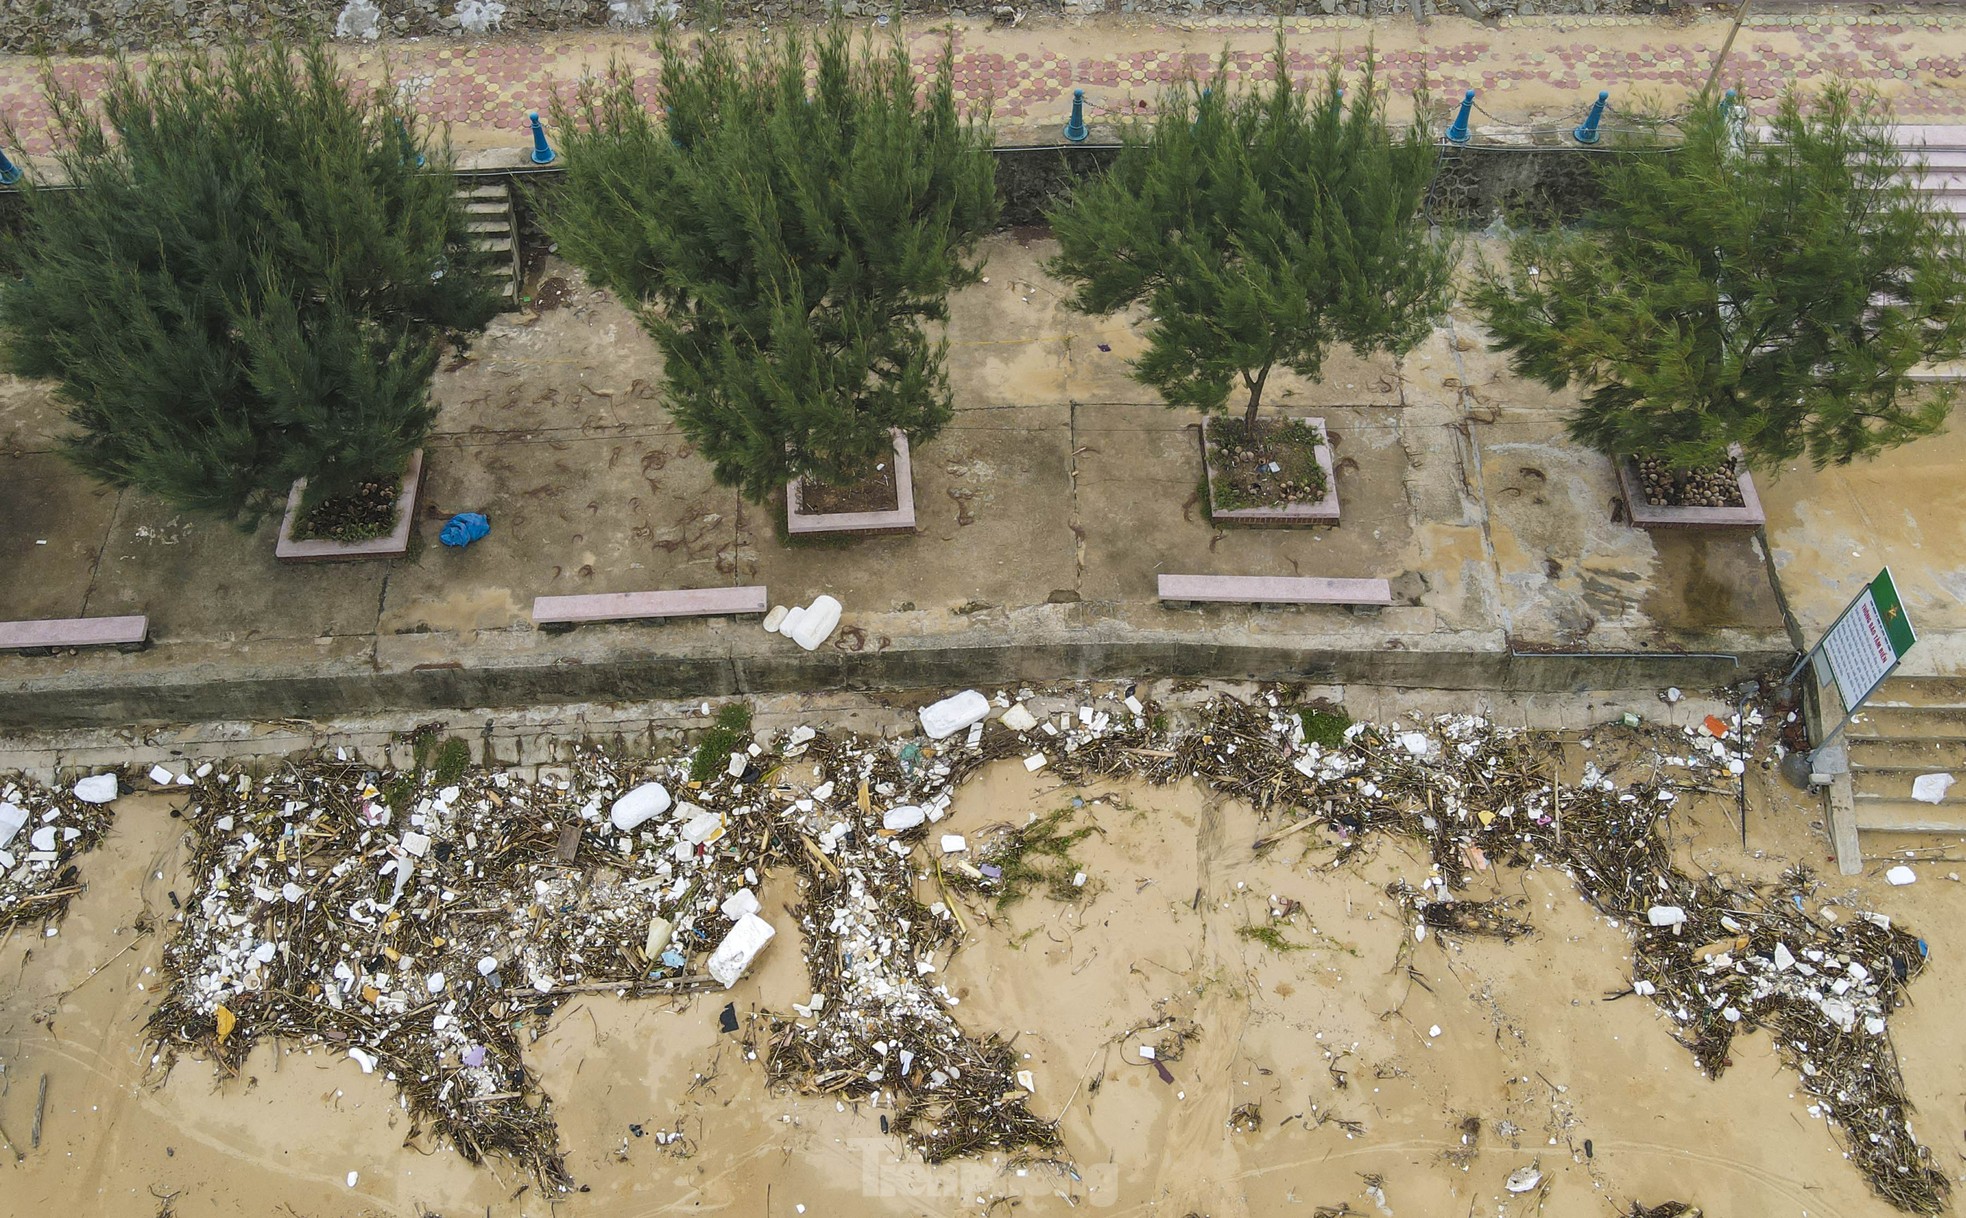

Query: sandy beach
[[1, 690, 1961, 1218]]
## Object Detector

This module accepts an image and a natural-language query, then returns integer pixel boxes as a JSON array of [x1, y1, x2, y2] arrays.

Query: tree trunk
[[1242, 361, 1274, 430]]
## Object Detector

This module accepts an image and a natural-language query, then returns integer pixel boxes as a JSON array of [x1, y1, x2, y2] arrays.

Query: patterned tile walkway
[[6, 13, 1966, 157]]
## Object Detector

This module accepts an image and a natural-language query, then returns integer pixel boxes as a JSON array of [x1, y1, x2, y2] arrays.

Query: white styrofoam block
[[1912, 772, 1954, 804], [1887, 865, 1917, 886], [609, 782, 671, 831], [720, 888, 761, 920], [1023, 753, 1048, 772], [682, 811, 725, 844], [940, 834, 968, 854], [919, 690, 990, 740], [148, 765, 176, 786], [792, 595, 842, 651], [1646, 905, 1686, 927], [708, 914, 777, 987], [762, 605, 789, 632], [73, 774, 118, 804], [883, 806, 926, 831], [778, 605, 807, 638]]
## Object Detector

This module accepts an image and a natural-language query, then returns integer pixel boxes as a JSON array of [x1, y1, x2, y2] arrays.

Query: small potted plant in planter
[[1612, 447, 1765, 530], [276, 450, 429, 561], [785, 430, 918, 537], [1200, 415, 1340, 525]]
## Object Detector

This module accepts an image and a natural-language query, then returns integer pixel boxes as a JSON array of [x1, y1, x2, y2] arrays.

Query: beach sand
[[2, 737, 1961, 1217]]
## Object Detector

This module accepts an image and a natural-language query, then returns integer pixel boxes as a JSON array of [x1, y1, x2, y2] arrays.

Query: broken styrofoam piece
[[778, 605, 807, 638], [919, 690, 990, 740], [349, 1047, 379, 1074], [644, 916, 674, 958], [148, 764, 176, 786], [30, 826, 58, 852], [883, 806, 927, 831], [762, 605, 789, 632], [791, 595, 842, 651], [1646, 905, 1688, 927], [1000, 703, 1039, 732], [610, 782, 671, 831], [708, 913, 777, 987], [1023, 753, 1048, 772], [720, 888, 761, 920], [0, 803, 26, 849], [73, 774, 118, 804], [940, 834, 967, 854], [400, 831, 431, 857], [1887, 865, 1917, 886], [1911, 773, 1954, 804], [681, 811, 725, 845]]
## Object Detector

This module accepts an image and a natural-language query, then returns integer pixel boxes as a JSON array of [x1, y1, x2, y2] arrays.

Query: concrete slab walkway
[[0, 236, 1796, 726]]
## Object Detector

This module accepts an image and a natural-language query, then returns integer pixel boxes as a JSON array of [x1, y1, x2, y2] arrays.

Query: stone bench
[[531, 587, 768, 631], [0, 615, 150, 653], [1157, 574, 1393, 607]]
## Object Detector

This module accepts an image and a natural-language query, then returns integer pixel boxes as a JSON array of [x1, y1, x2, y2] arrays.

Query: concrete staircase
[[455, 179, 520, 306], [1837, 675, 1966, 862]]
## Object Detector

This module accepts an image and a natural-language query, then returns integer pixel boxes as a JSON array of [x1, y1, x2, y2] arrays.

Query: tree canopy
[[1044, 46, 1451, 426], [0, 41, 498, 515], [544, 25, 998, 502], [1471, 83, 1966, 470]]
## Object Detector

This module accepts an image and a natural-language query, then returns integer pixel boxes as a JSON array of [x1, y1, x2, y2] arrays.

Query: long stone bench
[[0, 615, 150, 652], [1157, 574, 1393, 607], [532, 587, 768, 630]]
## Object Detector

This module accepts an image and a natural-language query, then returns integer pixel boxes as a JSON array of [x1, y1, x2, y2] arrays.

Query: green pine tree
[[0, 41, 499, 517], [543, 24, 998, 503], [1471, 84, 1966, 471], [1045, 44, 1451, 428]]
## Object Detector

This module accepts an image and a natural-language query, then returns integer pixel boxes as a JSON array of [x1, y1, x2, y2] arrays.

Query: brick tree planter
[[1613, 450, 1766, 531], [785, 429, 917, 538], [1200, 415, 1340, 527], [275, 449, 426, 563]]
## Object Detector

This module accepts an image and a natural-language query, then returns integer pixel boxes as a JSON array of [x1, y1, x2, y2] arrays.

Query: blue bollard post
[[527, 111, 556, 165], [0, 145, 20, 187], [1445, 89, 1475, 146], [1573, 90, 1609, 145], [1063, 89, 1089, 144], [396, 118, 426, 168]]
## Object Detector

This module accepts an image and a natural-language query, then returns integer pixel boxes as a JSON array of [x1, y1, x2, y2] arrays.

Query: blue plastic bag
[[440, 512, 490, 549]]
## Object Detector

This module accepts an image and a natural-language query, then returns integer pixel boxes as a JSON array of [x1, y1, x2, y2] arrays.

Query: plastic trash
[[644, 916, 674, 958], [1912, 773, 1954, 804], [439, 512, 490, 548], [707, 914, 777, 987], [1887, 865, 1917, 886], [919, 690, 990, 740], [1646, 905, 1688, 927], [610, 782, 671, 831]]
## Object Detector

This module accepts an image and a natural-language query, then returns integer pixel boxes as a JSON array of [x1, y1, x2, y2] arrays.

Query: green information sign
[[1810, 567, 1917, 715]]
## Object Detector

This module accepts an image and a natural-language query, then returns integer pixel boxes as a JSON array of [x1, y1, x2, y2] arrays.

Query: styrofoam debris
[[791, 596, 842, 651], [762, 605, 789, 632], [1647, 905, 1688, 927], [940, 834, 967, 854], [73, 774, 117, 804], [610, 782, 671, 831], [883, 806, 926, 831], [1000, 703, 1039, 732], [1887, 866, 1917, 886], [720, 888, 761, 920], [1023, 753, 1048, 773], [708, 914, 776, 987], [920, 690, 990, 740]]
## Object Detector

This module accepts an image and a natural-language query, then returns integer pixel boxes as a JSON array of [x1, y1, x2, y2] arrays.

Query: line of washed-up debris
[[123, 684, 1939, 1211], [0, 772, 120, 934]]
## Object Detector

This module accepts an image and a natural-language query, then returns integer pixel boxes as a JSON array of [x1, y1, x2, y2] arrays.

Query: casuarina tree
[[1045, 45, 1451, 428], [0, 41, 498, 519], [544, 24, 998, 503], [1472, 84, 1966, 471]]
